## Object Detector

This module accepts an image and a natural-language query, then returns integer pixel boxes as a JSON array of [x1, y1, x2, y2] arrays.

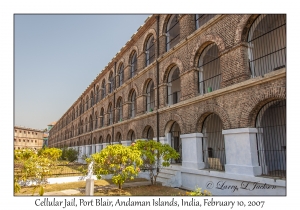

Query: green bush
[[65, 148, 79, 162], [186, 187, 212, 196]]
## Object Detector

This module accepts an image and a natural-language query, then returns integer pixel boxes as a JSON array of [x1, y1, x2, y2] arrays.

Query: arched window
[[85, 118, 88, 133], [96, 85, 99, 103], [90, 91, 94, 107], [82, 100, 85, 113], [145, 35, 155, 66], [108, 72, 114, 93], [248, 14, 286, 77], [170, 122, 181, 163], [147, 126, 154, 140], [116, 132, 122, 143], [167, 66, 181, 105], [108, 103, 113, 125], [94, 111, 98, 129], [130, 51, 137, 78], [118, 63, 124, 87], [116, 97, 123, 122], [166, 14, 180, 51], [202, 113, 225, 171], [86, 95, 89, 110], [146, 80, 155, 112], [198, 43, 221, 94], [89, 115, 93, 131], [101, 80, 106, 99], [129, 90, 137, 118], [256, 99, 286, 178], [106, 134, 111, 144], [99, 136, 103, 144], [128, 130, 135, 142], [100, 108, 104, 127], [195, 14, 216, 29]]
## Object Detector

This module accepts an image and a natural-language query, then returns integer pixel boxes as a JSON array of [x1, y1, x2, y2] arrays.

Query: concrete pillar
[[85, 179, 94, 196], [180, 133, 205, 169], [121, 140, 132, 146], [166, 133, 171, 146], [153, 136, 167, 144], [102, 143, 108, 149], [222, 128, 262, 176]]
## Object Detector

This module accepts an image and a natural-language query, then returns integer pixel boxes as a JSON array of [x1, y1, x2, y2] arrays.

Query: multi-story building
[[14, 126, 44, 150], [48, 14, 286, 195]]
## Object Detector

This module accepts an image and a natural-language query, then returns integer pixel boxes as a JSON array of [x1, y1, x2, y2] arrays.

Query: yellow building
[[14, 126, 44, 150]]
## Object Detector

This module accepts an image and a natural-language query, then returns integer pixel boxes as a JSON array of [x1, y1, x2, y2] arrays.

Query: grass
[[15, 178, 189, 196]]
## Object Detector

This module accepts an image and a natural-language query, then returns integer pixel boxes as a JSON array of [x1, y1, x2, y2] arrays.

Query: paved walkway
[[41, 181, 152, 196]]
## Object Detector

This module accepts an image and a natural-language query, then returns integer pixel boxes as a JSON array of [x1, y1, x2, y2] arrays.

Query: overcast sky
[[14, 14, 150, 130]]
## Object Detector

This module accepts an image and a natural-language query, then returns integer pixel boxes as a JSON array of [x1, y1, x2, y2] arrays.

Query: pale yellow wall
[[14, 127, 44, 150]]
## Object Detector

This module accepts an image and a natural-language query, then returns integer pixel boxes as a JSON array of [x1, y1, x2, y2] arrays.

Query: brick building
[[14, 126, 44, 150], [48, 14, 286, 195]]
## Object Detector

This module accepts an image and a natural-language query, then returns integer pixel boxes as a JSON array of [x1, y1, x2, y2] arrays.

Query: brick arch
[[160, 14, 175, 36], [127, 124, 138, 140], [115, 91, 125, 102], [142, 29, 157, 51], [189, 34, 226, 68], [142, 125, 155, 139], [128, 46, 139, 64], [141, 77, 156, 94], [106, 134, 111, 143], [195, 103, 231, 132], [117, 58, 125, 71], [114, 126, 124, 140], [98, 135, 103, 144], [163, 113, 184, 135], [127, 86, 139, 101], [234, 14, 259, 45], [161, 57, 184, 83], [239, 86, 286, 128]]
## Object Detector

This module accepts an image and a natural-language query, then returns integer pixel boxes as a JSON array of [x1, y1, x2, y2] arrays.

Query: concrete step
[[157, 172, 174, 179]]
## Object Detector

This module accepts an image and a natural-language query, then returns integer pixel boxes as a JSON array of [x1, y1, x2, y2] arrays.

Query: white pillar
[[166, 133, 171, 146], [102, 143, 108, 149], [153, 137, 167, 144], [222, 128, 262, 176], [91, 144, 96, 154], [180, 133, 205, 169]]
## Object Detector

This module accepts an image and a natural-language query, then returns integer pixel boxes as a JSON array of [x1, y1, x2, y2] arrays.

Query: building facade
[[14, 126, 44, 150], [48, 14, 286, 195], [43, 121, 56, 147]]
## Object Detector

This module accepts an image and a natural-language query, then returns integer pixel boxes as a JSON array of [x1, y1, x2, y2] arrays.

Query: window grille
[[146, 35, 155, 66], [202, 113, 225, 171], [256, 100, 286, 179], [166, 15, 180, 51], [195, 14, 216, 29], [248, 14, 286, 77], [198, 43, 221, 94]]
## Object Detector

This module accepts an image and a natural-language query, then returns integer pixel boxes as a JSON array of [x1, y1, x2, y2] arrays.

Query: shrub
[[133, 140, 180, 185], [186, 187, 212, 196], [65, 148, 79, 162], [14, 148, 62, 195], [86, 144, 143, 189]]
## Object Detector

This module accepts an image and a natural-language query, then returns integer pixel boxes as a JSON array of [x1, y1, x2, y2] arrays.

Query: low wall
[[180, 167, 286, 196]]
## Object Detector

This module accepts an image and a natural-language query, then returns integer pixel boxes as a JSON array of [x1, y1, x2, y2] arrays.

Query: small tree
[[86, 144, 142, 189], [133, 140, 180, 185], [14, 148, 62, 195]]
